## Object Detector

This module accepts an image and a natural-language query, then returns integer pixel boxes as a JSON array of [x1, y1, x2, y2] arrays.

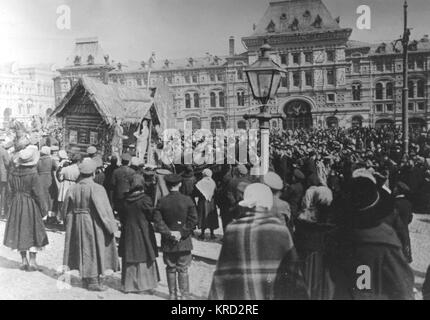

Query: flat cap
[[79, 158, 97, 175], [165, 174, 183, 185], [121, 153, 132, 162], [293, 169, 305, 180], [87, 146, 97, 155], [263, 172, 283, 191]]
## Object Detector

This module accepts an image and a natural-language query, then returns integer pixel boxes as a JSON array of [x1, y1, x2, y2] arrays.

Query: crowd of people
[[1, 124, 430, 300]]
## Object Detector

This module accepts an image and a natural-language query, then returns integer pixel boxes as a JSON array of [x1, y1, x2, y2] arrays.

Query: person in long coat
[[209, 183, 308, 300], [195, 169, 218, 240], [179, 165, 195, 199], [57, 153, 81, 223], [119, 175, 165, 294], [37, 146, 56, 219], [0, 143, 10, 217], [327, 171, 414, 300], [3, 147, 48, 272], [62, 158, 119, 291]]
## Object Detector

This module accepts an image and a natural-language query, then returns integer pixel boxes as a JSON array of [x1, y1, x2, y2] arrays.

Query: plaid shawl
[[209, 210, 308, 300]]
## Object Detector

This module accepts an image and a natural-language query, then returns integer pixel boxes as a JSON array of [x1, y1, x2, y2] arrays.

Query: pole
[[402, 1, 410, 155]]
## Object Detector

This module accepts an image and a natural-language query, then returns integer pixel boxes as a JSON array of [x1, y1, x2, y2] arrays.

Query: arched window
[[237, 120, 246, 130], [211, 117, 226, 130], [218, 92, 225, 108], [352, 83, 361, 101], [187, 117, 201, 130], [26, 101, 33, 114], [18, 101, 24, 114], [210, 92, 217, 108], [237, 90, 245, 106], [386, 82, 394, 100], [417, 80, 425, 97], [375, 83, 383, 100], [193, 93, 200, 108], [185, 93, 191, 109], [408, 81, 415, 98], [352, 115, 363, 128]]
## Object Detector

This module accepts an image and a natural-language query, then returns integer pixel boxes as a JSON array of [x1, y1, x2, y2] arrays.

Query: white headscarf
[[196, 169, 216, 201]]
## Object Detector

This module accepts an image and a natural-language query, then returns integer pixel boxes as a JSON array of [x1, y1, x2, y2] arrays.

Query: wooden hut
[[51, 76, 160, 157]]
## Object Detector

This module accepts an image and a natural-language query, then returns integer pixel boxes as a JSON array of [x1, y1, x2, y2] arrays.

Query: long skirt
[[121, 259, 160, 293], [3, 193, 48, 251], [197, 198, 219, 231]]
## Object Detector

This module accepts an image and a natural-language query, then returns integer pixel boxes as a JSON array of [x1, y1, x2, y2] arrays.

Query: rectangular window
[[192, 75, 198, 83], [217, 73, 224, 82], [327, 93, 336, 102], [327, 69, 335, 85], [280, 54, 288, 65], [90, 131, 98, 145], [293, 72, 300, 87], [305, 71, 313, 86], [408, 59, 415, 70], [327, 50, 335, 62], [418, 102, 425, 111], [185, 75, 191, 84], [386, 104, 394, 112], [237, 69, 243, 80], [376, 60, 383, 72], [281, 76, 288, 88], [375, 104, 383, 113], [69, 130, 78, 144], [210, 74, 216, 82], [353, 61, 360, 73], [408, 103, 414, 111], [136, 78, 142, 86], [385, 60, 392, 72], [293, 53, 300, 65], [417, 57, 424, 69], [304, 52, 313, 64]]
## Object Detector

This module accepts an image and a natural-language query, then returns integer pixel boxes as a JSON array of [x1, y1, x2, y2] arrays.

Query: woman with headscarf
[[3, 147, 48, 272], [209, 183, 307, 300], [294, 174, 335, 300], [119, 174, 162, 295], [195, 168, 218, 240]]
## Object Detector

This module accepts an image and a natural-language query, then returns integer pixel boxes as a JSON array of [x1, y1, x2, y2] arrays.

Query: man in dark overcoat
[[111, 153, 135, 223], [154, 174, 198, 300]]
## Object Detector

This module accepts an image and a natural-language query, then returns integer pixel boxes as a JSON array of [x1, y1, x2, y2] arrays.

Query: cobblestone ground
[[0, 214, 429, 300]]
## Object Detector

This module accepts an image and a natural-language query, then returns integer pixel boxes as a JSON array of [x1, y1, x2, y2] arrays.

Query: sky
[[0, 0, 429, 67]]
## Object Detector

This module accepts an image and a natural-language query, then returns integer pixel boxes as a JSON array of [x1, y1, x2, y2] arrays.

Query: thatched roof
[[52, 76, 160, 125]]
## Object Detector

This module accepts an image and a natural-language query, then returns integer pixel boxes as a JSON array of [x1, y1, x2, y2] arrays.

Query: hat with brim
[[239, 183, 273, 210], [15, 147, 40, 167], [156, 169, 172, 176]]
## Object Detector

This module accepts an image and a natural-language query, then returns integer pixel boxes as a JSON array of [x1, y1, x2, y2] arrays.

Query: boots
[[19, 251, 29, 271], [178, 272, 191, 300], [166, 271, 178, 300], [87, 277, 108, 292], [28, 252, 42, 272]]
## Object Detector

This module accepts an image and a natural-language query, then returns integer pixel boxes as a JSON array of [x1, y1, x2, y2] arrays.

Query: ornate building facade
[[0, 62, 56, 129], [55, 0, 430, 131]]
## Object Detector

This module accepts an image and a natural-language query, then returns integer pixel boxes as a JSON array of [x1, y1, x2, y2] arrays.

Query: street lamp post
[[244, 43, 286, 175], [402, 1, 410, 155]]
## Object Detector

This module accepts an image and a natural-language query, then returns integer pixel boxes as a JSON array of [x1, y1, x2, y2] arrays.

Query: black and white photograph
[[0, 0, 430, 305]]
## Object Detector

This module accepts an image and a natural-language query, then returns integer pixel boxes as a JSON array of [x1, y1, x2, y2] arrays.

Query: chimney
[[229, 36, 235, 56]]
